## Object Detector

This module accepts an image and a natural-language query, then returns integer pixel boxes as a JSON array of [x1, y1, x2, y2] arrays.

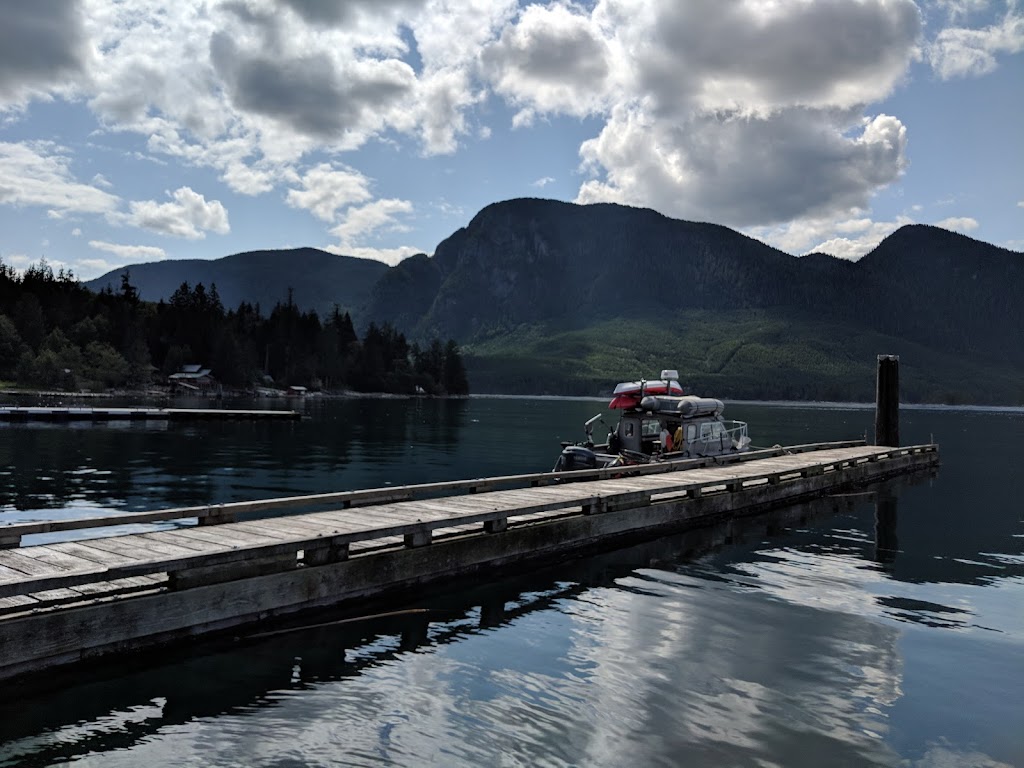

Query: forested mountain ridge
[[87, 247, 389, 321], [353, 199, 1022, 402], [364, 200, 1023, 367], [1, 263, 468, 396], [75, 198, 1023, 403]]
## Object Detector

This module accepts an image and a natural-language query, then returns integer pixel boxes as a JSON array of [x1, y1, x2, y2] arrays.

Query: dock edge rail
[[0, 440, 871, 548]]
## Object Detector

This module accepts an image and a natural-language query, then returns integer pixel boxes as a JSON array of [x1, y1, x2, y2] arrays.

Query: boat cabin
[[609, 405, 741, 458]]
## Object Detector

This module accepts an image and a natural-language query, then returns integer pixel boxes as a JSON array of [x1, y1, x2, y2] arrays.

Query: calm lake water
[[0, 396, 1021, 767]]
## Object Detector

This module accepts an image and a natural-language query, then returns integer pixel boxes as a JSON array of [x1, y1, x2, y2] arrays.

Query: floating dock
[[0, 440, 938, 681], [0, 406, 301, 422]]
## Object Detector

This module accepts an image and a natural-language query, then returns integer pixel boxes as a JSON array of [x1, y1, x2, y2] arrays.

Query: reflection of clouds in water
[[912, 742, 1015, 768], [0, 698, 166, 764], [556, 574, 904, 766], [58, 572, 905, 767], [725, 542, 1024, 641], [20, 564, 1021, 768]]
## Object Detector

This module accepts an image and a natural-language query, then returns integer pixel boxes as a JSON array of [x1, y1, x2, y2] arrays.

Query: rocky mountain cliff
[[364, 199, 1023, 368]]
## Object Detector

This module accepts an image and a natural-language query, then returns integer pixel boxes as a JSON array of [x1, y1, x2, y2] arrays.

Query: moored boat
[[554, 369, 751, 471]]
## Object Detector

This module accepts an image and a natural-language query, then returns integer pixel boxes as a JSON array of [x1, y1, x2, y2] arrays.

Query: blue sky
[[0, 0, 1021, 280]]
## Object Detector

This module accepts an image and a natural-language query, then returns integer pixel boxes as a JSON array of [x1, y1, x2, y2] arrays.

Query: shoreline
[[2, 387, 1022, 414]]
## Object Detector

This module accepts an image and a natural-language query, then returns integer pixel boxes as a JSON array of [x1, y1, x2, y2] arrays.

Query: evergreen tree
[[0, 315, 25, 378], [442, 340, 469, 395]]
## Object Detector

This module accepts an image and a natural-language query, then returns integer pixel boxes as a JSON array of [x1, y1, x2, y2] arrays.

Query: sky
[[0, 0, 1021, 281]]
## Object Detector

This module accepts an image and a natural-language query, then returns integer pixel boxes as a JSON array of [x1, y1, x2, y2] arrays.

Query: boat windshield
[[641, 419, 661, 437]]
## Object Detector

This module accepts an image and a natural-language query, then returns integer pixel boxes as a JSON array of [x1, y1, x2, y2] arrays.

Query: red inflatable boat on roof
[[609, 370, 684, 409]]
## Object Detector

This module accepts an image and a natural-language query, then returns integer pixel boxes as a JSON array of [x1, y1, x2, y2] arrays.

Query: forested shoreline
[[0, 259, 468, 396]]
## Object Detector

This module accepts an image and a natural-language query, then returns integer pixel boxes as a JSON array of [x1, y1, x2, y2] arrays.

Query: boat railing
[[721, 419, 750, 451]]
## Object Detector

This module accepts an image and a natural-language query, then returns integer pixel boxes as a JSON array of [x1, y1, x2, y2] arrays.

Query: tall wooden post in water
[[875, 354, 900, 446]]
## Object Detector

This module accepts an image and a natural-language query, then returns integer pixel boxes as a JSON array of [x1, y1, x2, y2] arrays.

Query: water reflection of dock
[[0, 406, 301, 422], [0, 440, 937, 681]]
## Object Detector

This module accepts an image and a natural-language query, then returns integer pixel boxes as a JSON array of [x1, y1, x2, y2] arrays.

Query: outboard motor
[[554, 445, 599, 472]]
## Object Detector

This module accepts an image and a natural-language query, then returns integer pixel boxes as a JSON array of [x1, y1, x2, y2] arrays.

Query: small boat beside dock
[[0, 406, 302, 422], [555, 369, 751, 471]]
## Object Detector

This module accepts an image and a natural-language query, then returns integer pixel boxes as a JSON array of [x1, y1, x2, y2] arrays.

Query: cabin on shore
[[168, 364, 218, 394]]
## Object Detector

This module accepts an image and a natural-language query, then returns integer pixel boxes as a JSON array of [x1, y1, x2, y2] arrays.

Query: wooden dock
[[0, 406, 301, 422], [0, 440, 938, 681]]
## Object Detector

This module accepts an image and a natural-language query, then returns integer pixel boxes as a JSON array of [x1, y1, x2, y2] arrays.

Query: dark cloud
[[210, 32, 413, 138], [481, 5, 611, 117], [0, 0, 89, 101], [485, 16, 609, 83], [278, 0, 424, 27], [635, 0, 921, 113], [684, 111, 908, 224]]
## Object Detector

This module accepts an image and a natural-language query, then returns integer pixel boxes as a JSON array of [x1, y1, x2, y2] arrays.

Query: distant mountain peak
[[85, 246, 388, 319]]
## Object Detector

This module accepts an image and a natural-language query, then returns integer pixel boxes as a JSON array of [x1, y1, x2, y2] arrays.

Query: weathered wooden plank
[[143, 530, 226, 553], [86, 534, 201, 560], [28, 587, 85, 602], [0, 551, 70, 577], [389, 499, 496, 519], [232, 518, 329, 540], [47, 541, 144, 567], [351, 507, 444, 527], [171, 525, 285, 548], [0, 595, 38, 614], [290, 511, 386, 533], [0, 562, 37, 583], [68, 576, 166, 598], [12, 545, 101, 572], [67, 535, 172, 563]]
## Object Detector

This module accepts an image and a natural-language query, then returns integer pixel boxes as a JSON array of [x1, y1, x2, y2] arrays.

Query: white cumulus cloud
[[530, 0, 918, 238], [123, 187, 230, 239], [326, 244, 424, 266], [928, 8, 1024, 78], [88, 240, 168, 261], [286, 164, 373, 222], [483, 2, 615, 122], [578, 109, 908, 228], [331, 198, 414, 244], [934, 216, 980, 232], [750, 215, 915, 260], [0, 141, 120, 216]]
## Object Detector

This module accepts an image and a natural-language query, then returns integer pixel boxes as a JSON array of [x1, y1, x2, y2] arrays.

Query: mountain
[[81, 200, 1024, 403], [86, 247, 389, 319], [362, 199, 1024, 403]]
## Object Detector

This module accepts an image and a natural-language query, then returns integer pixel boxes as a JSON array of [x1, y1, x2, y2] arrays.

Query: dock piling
[[875, 354, 900, 446]]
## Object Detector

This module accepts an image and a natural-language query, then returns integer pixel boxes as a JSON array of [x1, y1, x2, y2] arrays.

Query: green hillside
[[463, 311, 1024, 404]]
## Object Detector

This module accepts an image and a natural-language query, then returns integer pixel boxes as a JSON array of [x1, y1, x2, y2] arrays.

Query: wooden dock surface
[[0, 406, 301, 422], [0, 441, 938, 681]]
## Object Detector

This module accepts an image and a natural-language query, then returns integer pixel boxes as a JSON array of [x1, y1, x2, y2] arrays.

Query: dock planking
[[0, 440, 938, 681]]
